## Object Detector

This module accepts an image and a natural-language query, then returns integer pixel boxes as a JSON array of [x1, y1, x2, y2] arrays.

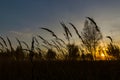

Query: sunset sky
[[0, 0, 120, 46]]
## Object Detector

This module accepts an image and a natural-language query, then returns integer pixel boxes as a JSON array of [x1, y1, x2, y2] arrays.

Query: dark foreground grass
[[0, 60, 120, 80]]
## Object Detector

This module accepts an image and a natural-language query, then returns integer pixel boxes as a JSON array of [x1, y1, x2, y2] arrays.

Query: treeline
[[0, 17, 120, 62]]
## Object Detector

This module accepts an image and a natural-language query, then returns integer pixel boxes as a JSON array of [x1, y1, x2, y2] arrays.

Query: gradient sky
[[1, 0, 120, 46]]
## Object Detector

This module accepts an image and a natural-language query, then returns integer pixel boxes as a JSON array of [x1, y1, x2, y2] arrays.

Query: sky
[[1, 0, 120, 47]]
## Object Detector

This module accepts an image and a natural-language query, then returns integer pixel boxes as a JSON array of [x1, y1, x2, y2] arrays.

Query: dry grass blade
[[60, 22, 72, 41], [41, 27, 66, 45], [37, 35, 52, 46], [63, 23, 72, 37], [6, 36, 14, 51], [106, 36, 113, 43], [37, 35, 45, 41], [21, 41, 30, 49], [52, 40, 65, 56], [38, 35, 54, 49], [69, 23, 84, 44], [56, 38, 66, 45], [52, 40, 61, 52], [0, 36, 7, 47], [61, 24, 68, 40], [41, 27, 58, 39], [55, 40, 64, 47], [31, 37, 35, 51], [34, 37, 39, 45], [37, 35, 48, 44], [55, 40, 66, 49], [86, 17, 97, 26], [36, 47, 42, 52], [0, 42, 4, 48], [16, 37, 22, 49]]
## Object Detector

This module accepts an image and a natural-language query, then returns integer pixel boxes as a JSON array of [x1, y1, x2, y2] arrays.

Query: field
[[0, 60, 120, 80]]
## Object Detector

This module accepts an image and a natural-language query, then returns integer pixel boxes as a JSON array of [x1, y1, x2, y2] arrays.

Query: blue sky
[[0, 0, 120, 46]]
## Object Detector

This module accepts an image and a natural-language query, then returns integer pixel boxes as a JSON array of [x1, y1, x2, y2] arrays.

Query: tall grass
[[106, 36, 120, 60], [60, 22, 72, 43], [69, 23, 84, 44], [21, 41, 30, 50], [41, 27, 58, 39], [6, 36, 14, 52], [0, 17, 119, 61], [0, 36, 7, 48], [16, 38, 22, 49]]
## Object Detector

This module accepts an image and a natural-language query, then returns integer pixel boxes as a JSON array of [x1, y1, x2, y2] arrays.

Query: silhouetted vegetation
[[1, 17, 120, 80], [66, 44, 79, 60], [81, 17, 103, 60], [0, 18, 114, 62], [106, 36, 120, 60], [0, 17, 120, 61]]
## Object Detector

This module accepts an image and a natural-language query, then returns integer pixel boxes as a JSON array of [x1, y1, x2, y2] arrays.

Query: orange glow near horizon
[[101, 53, 105, 57], [95, 42, 108, 60]]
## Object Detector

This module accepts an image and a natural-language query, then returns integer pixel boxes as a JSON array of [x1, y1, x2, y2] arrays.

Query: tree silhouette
[[81, 17, 103, 60]]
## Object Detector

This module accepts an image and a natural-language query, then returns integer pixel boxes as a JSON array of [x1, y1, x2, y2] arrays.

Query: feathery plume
[[86, 17, 100, 32], [69, 23, 84, 44], [37, 35, 53, 46], [60, 22, 72, 41], [106, 36, 113, 43], [41, 27, 58, 39]]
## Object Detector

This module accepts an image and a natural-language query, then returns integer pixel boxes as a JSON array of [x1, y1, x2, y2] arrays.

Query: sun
[[101, 53, 105, 57]]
